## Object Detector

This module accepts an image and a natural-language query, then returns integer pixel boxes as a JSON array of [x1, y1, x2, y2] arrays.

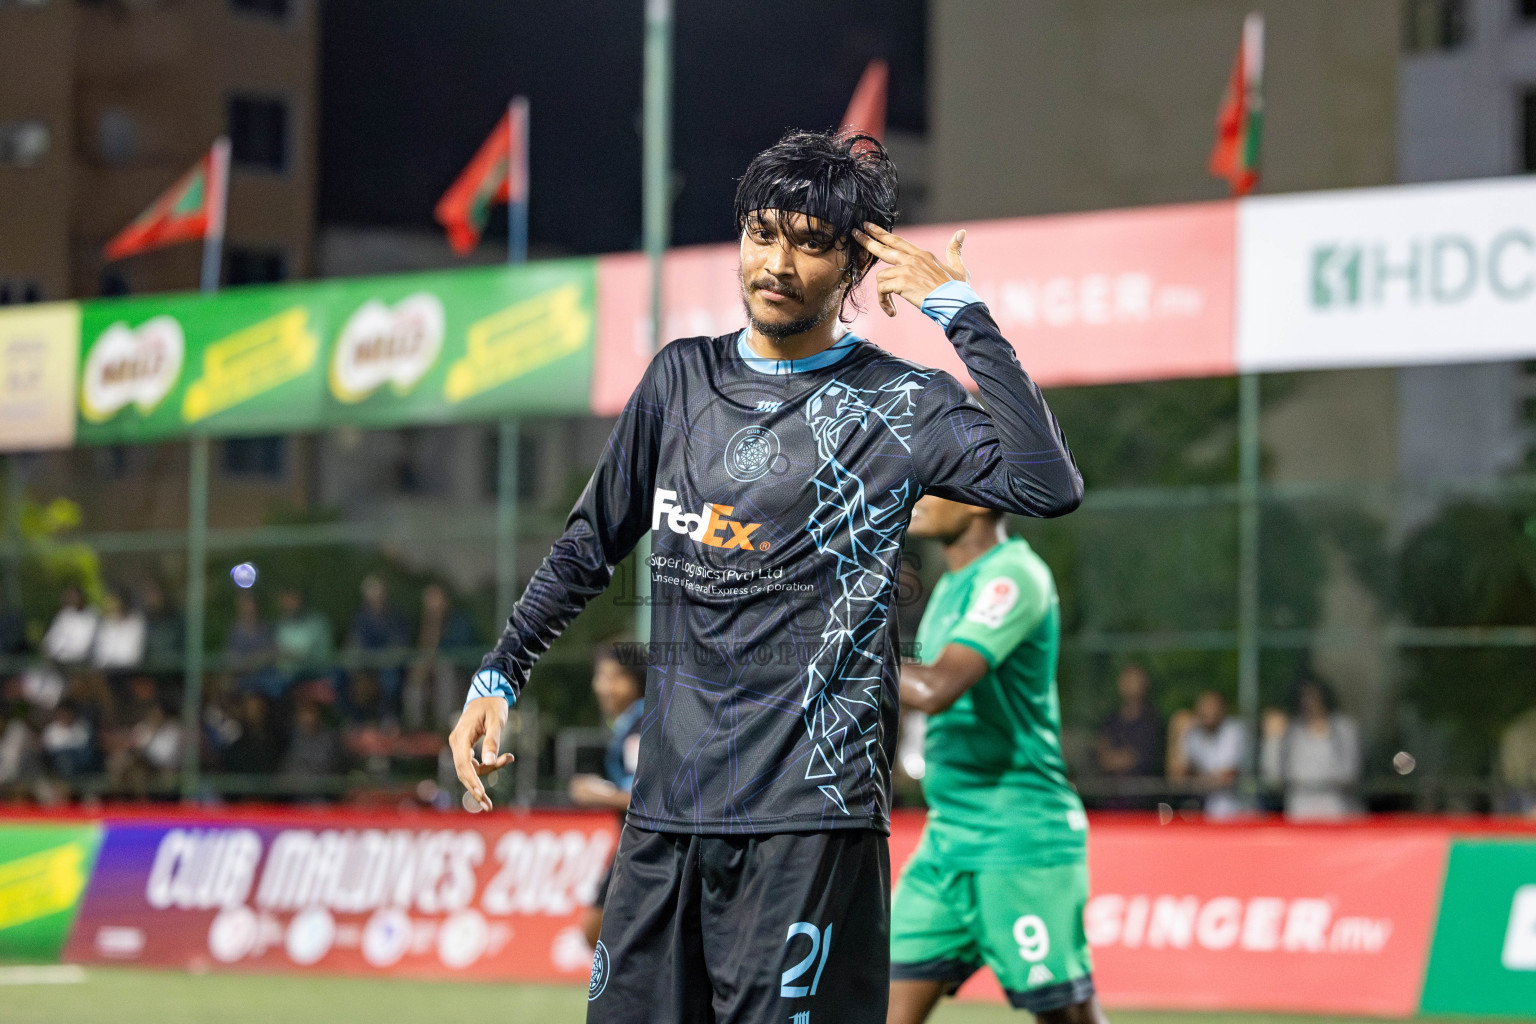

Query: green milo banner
[[0, 822, 102, 963], [1421, 838, 1536, 1015], [76, 259, 595, 443]]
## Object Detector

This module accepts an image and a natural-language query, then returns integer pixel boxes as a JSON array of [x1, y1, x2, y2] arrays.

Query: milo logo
[[81, 315, 184, 422], [330, 292, 445, 403]]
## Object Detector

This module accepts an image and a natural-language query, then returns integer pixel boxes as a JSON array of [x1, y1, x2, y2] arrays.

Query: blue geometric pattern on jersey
[[464, 668, 514, 710], [801, 369, 932, 814], [919, 280, 984, 331]]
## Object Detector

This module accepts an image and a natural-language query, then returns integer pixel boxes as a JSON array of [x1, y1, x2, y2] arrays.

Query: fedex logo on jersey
[[652, 488, 766, 551]]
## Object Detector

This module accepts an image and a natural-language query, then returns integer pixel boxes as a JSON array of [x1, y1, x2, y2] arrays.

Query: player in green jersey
[[889, 495, 1106, 1024]]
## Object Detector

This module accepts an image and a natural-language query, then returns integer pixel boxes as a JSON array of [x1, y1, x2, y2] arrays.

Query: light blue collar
[[736, 330, 861, 375]]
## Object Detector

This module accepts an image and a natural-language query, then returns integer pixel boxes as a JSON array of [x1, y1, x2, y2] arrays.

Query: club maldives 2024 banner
[[1, 810, 1534, 1017]]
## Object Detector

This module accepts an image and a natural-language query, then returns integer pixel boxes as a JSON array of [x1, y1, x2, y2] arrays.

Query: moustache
[[752, 278, 803, 302]]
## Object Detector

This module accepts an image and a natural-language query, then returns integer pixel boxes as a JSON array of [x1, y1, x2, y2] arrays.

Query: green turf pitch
[[2, 968, 1529, 1024]]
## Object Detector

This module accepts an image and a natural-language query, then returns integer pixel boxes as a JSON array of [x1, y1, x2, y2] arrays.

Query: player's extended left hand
[[854, 222, 969, 318]]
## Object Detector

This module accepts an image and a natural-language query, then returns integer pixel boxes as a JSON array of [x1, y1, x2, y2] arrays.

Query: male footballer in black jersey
[[450, 130, 1083, 1023]]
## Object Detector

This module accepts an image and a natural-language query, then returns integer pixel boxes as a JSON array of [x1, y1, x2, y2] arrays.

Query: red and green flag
[[104, 138, 230, 261], [1209, 12, 1264, 196], [840, 59, 888, 142], [436, 97, 529, 256]]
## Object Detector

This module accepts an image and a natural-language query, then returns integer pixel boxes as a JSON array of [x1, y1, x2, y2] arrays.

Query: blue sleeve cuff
[[464, 668, 515, 710], [920, 280, 985, 331]]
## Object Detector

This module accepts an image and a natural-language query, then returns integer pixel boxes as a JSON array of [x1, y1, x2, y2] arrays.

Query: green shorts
[[890, 834, 1094, 1012]]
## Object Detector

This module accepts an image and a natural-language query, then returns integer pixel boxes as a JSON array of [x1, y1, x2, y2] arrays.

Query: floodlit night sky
[[319, 0, 926, 255]]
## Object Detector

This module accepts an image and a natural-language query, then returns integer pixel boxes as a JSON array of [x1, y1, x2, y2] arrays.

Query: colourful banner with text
[[10, 810, 1536, 1018], [75, 261, 596, 444], [0, 303, 80, 453], [591, 203, 1237, 415], [0, 822, 102, 963]]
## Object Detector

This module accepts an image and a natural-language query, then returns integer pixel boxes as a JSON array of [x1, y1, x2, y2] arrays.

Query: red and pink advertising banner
[[592, 202, 1237, 415], [1073, 821, 1449, 1017], [62, 810, 618, 983], [20, 808, 1455, 1017]]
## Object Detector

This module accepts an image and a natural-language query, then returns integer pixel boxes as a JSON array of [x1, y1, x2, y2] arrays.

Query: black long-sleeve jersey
[[478, 299, 1082, 834]]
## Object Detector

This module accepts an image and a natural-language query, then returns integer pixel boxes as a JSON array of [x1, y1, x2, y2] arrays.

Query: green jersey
[[913, 536, 1086, 868]]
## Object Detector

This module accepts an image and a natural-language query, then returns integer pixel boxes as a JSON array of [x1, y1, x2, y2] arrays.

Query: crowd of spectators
[[0, 574, 481, 804], [1087, 663, 1366, 821]]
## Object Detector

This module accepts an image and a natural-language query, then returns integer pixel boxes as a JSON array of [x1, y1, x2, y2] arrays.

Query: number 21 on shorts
[[1014, 915, 1050, 963], [781, 921, 833, 998]]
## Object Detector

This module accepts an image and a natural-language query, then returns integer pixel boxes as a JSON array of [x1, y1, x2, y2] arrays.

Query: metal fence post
[[635, 0, 672, 645], [180, 437, 210, 800], [1237, 373, 1261, 774], [3, 455, 20, 610], [497, 419, 520, 619]]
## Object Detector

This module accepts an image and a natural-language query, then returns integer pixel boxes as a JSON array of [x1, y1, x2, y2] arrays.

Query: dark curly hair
[[733, 130, 899, 316], [597, 640, 648, 690]]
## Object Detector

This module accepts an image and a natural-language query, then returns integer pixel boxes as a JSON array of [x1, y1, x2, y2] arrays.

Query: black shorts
[[587, 824, 891, 1024]]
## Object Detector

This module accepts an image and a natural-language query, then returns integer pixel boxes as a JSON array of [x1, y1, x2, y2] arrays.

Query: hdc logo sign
[[1310, 232, 1534, 309], [1238, 176, 1536, 372]]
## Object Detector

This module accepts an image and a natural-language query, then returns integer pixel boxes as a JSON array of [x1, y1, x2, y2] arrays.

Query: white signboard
[[1237, 176, 1536, 372]]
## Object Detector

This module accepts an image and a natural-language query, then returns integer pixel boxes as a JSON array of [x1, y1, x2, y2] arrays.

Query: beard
[[739, 274, 842, 340]]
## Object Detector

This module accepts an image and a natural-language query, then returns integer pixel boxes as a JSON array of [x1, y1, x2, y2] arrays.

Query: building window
[[230, 0, 290, 19], [228, 95, 288, 172], [1404, 0, 1468, 51], [483, 426, 541, 501], [0, 279, 43, 305], [222, 436, 287, 478], [0, 121, 50, 167], [95, 108, 139, 166], [226, 248, 288, 285], [1523, 89, 1536, 172]]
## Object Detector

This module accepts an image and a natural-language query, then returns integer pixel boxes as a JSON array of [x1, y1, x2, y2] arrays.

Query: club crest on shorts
[[588, 940, 610, 1000], [725, 424, 780, 482]]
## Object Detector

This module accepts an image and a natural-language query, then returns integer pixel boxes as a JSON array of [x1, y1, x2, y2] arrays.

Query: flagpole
[[507, 97, 529, 267], [182, 136, 227, 801], [199, 137, 231, 296]]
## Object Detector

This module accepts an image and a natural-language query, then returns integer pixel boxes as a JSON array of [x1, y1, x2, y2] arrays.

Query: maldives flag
[[1209, 12, 1264, 196], [436, 97, 529, 256], [104, 139, 230, 261], [840, 59, 888, 142]]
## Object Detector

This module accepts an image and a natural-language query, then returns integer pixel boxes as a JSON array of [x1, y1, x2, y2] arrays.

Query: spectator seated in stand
[[108, 698, 183, 796], [222, 693, 281, 776], [41, 586, 98, 667], [280, 700, 346, 786], [40, 699, 97, 783], [274, 587, 334, 691], [1261, 674, 1361, 821], [93, 586, 147, 716], [347, 574, 410, 725], [92, 586, 146, 673], [0, 698, 40, 797], [138, 579, 184, 674], [404, 583, 478, 732], [1093, 662, 1165, 807], [1501, 704, 1536, 818], [1168, 689, 1248, 819], [224, 591, 280, 696]]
